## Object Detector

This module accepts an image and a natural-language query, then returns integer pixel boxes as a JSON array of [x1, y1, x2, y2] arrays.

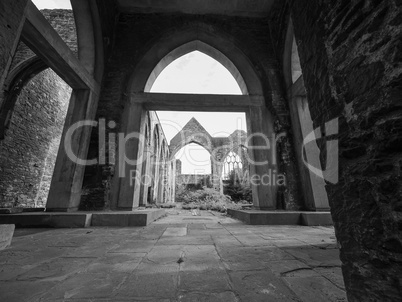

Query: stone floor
[[0, 210, 347, 301]]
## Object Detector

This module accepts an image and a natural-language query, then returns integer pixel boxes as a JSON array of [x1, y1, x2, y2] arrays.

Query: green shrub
[[223, 169, 252, 203], [176, 186, 242, 212]]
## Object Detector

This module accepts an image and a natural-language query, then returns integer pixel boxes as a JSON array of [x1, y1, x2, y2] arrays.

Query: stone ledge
[[0, 224, 15, 250], [0, 207, 46, 214], [300, 212, 333, 226], [227, 209, 333, 226], [0, 210, 166, 228], [91, 209, 166, 227], [0, 213, 92, 228]]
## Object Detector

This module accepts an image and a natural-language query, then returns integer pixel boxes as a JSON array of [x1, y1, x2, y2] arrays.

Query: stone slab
[[301, 212, 333, 226], [91, 209, 166, 227], [162, 227, 187, 237], [21, 208, 46, 212], [0, 210, 344, 300], [227, 209, 301, 225], [0, 213, 92, 228], [0, 224, 15, 250], [227, 209, 333, 226], [0, 208, 46, 214], [0, 208, 23, 214]]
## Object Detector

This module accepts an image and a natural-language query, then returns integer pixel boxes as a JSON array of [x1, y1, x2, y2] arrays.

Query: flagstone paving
[[0, 210, 346, 301]]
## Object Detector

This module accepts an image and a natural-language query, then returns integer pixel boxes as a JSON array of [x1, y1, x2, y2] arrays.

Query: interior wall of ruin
[[81, 109, 174, 209], [0, 10, 76, 209], [0, 69, 70, 208], [85, 13, 305, 209], [288, 0, 402, 300]]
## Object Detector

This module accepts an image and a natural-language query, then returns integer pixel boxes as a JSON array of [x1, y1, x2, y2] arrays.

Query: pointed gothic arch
[[127, 25, 264, 95], [145, 41, 247, 94]]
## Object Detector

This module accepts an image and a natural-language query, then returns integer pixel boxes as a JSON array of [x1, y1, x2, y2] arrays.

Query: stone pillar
[[291, 1, 402, 300], [47, 89, 99, 211], [152, 147, 161, 202], [143, 146, 152, 205], [157, 158, 165, 202], [171, 159, 176, 202], [211, 158, 222, 192], [288, 78, 330, 211], [0, 0, 29, 111], [138, 143, 150, 206], [246, 106, 277, 210], [132, 109, 148, 208], [115, 101, 145, 210], [295, 96, 329, 210]]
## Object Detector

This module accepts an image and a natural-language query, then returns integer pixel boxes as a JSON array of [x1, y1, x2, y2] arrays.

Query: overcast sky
[[32, 0, 71, 9]]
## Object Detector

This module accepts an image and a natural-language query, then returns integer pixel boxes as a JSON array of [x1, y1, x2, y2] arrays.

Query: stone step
[[227, 209, 333, 226], [0, 209, 166, 228], [0, 207, 46, 214], [0, 213, 92, 228], [91, 209, 166, 227]]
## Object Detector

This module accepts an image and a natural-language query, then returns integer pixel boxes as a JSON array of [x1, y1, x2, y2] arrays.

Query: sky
[[150, 51, 246, 174], [32, 0, 71, 9]]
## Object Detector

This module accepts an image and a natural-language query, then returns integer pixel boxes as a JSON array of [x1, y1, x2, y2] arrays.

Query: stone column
[[143, 146, 152, 205], [157, 158, 165, 202], [211, 158, 222, 192], [47, 89, 99, 211], [138, 143, 150, 206], [131, 110, 148, 208], [115, 101, 145, 210], [171, 159, 176, 202], [295, 96, 329, 210], [287, 78, 330, 211], [291, 1, 402, 300], [246, 106, 277, 210], [152, 146, 161, 202]]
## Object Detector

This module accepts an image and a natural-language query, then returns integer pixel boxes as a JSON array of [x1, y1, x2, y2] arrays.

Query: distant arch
[[170, 138, 213, 160], [174, 142, 212, 175]]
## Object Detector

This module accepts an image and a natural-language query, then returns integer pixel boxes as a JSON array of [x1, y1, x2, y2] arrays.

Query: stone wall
[[0, 69, 70, 207], [80, 109, 173, 210], [0, 9, 76, 208], [10, 10, 77, 72], [176, 174, 211, 189], [175, 160, 182, 175], [288, 0, 402, 300]]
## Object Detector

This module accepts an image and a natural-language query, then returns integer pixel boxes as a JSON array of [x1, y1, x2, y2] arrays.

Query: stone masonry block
[[0, 224, 15, 250]]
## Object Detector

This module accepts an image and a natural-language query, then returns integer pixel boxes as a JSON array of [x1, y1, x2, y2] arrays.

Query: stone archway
[[144, 41, 248, 95], [127, 24, 264, 95], [118, 24, 278, 210]]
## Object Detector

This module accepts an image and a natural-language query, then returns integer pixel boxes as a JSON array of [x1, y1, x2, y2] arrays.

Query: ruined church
[[0, 0, 401, 301]]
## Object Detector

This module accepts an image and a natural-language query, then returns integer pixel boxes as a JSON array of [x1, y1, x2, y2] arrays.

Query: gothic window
[[222, 151, 243, 180]]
